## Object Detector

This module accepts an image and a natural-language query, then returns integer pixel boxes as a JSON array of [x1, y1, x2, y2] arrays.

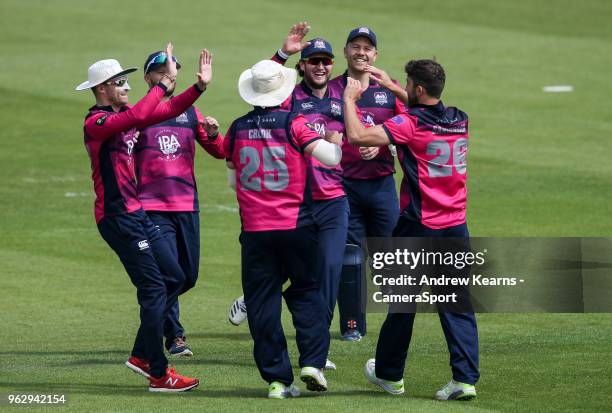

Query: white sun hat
[[238, 60, 297, 107], [75, 59, 138, 91]]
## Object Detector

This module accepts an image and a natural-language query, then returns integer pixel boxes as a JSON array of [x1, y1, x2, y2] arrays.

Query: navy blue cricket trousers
[[312, 196, 349, 328], [146, 211, 200, 345], [240, 226, 330, 386], [374, 216, 480, 384], [97, 209, 186, 378], [341, 174, 400, 335]]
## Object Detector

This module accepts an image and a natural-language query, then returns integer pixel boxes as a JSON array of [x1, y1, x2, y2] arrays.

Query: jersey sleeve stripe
[[382, 124, 396, 145]]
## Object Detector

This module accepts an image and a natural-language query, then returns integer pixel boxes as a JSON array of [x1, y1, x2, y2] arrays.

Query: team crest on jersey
[[314, 40, 326, 49], [374, 92, 388, 105], [330, 101, 342, 116], [301, 102, 315, 110], [176, 112, 189, 123], [156, 129, 182, 161]]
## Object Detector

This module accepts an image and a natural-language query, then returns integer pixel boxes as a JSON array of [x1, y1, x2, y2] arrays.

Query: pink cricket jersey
[[135, 105, 224, 212], [282, 82, 345, 201], [328, 72, 405, 180], [224, 108, 321, 231], [382, 102, 469, 229], [83, 84, 202, 223]]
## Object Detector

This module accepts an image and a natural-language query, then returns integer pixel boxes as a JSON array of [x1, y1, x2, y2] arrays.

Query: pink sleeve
[[394, 97, 407, 115], [194, 107, 225, 159], [137, 85, 203, 129], [280, 95, 292, 111], [382, 114, 416, 145], [290, 114, 321, 151], [84, 85, 165, 141], [223, 124, 234, 161]]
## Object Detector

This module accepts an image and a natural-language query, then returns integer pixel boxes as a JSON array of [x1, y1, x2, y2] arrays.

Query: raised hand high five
[[159, 42, 177, 89], [281, 22, 311, 56], [197, 49, 213, 90]]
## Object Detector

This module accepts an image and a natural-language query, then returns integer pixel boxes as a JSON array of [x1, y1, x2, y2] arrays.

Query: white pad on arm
[[311, 139, 342, 167], [227, 168, 236, 191]]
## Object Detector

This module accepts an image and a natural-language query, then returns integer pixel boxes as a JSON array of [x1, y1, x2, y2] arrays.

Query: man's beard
[[305, 74, 329, 90], [407, 92, 418, 107]]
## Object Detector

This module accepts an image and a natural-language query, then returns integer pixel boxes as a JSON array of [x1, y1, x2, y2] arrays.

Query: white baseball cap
[[75, 59, 137, 91], [238, 60, 297, 107]]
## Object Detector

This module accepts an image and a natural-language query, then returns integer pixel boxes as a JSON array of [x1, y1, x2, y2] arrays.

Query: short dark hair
[[404, 59, 445, 98]]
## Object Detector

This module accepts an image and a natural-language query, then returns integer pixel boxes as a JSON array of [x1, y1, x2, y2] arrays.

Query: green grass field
[[1, 0, 611, 411]]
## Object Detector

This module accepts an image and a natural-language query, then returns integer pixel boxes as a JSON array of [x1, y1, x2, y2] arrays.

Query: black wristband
[[157, 82, 168, 93], [207, 132, 219, 140], [195, 83, 206, 93]]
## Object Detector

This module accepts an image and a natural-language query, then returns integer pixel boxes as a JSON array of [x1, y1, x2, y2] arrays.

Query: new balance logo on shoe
[[166, 377, 179, 387]]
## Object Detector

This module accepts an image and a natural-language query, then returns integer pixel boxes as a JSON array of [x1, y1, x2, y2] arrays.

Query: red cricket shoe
[[149, 368, 199, 393], [125, 356, 151, 378]]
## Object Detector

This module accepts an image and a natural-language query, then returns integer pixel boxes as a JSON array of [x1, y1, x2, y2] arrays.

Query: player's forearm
[[343, 99, 369, 145], [271, 49, 289, 65], [141, 85, 203, 128], [310, 139, 342, 167], [199, 131, 225, 159], [86, 85, 166, 140], [386, 81, 408, 105]]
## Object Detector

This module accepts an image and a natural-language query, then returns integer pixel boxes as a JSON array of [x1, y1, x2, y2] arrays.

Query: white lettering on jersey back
[[248, 129, 272, 140]]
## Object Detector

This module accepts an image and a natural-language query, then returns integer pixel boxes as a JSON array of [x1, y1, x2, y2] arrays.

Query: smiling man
[[77, 44, 212, 392], [135, 50, 225, 358], [329, 27, 406, 341], [342, 59, 479, 400], [228, 24, 348, 371]]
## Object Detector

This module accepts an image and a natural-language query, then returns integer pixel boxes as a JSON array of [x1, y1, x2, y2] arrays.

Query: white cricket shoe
[[435, 379, 477, 401], [268, 381, 300, 399], [299, 367, 328, 392], [228, 295, 247, 326], [324, 359, 337, 370], [364, 359, 404, 395]]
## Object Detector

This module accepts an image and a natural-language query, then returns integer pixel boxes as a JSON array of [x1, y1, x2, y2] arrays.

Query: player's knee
[[343, 243, 364, 267]]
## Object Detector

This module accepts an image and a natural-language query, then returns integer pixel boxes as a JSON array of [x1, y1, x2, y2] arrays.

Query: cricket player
[[225, 59, 342, 398], [330, 27, 406, 341], [342, 59, 479, 400], [228, 24, 348, 369], [77, 44, 211, 392], [135, 50, 225, 357]]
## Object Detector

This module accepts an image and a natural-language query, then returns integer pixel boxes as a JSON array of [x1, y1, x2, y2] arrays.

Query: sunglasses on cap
[[106, 77, 128, 87], [144, 53, 179, 74], [303, 57, 333, 66]]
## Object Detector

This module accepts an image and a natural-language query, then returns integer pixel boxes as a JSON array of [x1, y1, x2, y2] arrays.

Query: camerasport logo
[[156, 130, 182, 161]]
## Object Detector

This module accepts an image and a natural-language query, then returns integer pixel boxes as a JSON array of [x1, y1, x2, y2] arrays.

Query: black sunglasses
[[304, 57, 333, 66]]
